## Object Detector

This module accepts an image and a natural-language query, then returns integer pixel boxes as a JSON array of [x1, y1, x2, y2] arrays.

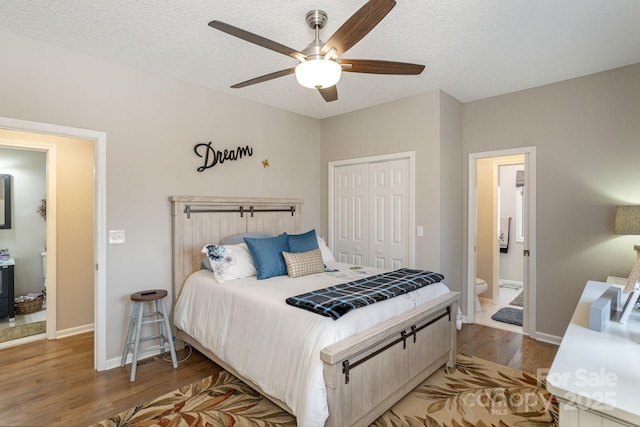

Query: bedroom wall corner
[[438, 91, 463, 297], [0, 29, 322, 361], [321, 90, 450, 278], [462, 63, 640, 338]]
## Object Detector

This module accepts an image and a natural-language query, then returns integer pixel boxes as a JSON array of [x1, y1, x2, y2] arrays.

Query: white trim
[[0, 333, 46, 350], [467, 155, 478, 322], [328, 151, 416, 167], [0, 116, 107, 371], [467, 147, 537, 339], [106, 347, 165, 371], [526, 149, 537, 339], [534, 331, 562, 346], [515, 186, 524, 243], [56, 323, 94, 339], [328, 151, 416, 268]]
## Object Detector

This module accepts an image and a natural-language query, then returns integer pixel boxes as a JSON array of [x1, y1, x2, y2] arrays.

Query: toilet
[[475, 278, 488, 312]]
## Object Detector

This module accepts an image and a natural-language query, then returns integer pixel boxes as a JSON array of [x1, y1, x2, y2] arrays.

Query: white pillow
[[317, 236, 336, 263], [202, 243, 256, 283]]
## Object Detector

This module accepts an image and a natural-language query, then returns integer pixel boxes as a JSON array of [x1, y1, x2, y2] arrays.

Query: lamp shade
[[295, 59, 341, 89], [614, 206, 640, 235]]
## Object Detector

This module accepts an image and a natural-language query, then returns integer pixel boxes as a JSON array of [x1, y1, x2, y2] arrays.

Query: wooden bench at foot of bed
[[176, 290, 459, 427], [321, 291, 459, 427]]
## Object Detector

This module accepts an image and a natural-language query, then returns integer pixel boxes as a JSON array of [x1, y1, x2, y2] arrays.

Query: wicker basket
[[15, 297, 43, 315]]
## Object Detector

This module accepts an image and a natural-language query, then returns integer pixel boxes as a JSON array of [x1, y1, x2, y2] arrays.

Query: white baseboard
[[0, 322, 93, 350], [106, 347, 167, 370], [56, 323, 94, 339], [0, 333, 46, 350], [532, 331, 562, 346], [461, 315, 563, 346], [106, 336, 185, 371]]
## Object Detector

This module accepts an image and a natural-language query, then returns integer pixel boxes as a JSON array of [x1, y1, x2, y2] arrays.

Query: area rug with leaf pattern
[[91, 353, 558, 427]]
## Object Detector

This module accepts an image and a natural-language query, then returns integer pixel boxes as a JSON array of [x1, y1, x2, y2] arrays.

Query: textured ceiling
[[1, 1, 639, 119]]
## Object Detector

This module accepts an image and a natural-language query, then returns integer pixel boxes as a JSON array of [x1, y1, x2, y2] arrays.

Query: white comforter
[[173, 262, 450, 427]]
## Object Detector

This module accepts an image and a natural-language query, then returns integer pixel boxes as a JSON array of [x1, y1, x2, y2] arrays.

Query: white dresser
[[547, 280, 640, 426]]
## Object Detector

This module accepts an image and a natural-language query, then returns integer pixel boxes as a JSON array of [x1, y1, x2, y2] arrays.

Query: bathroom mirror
[[0, 174, 12, 229]]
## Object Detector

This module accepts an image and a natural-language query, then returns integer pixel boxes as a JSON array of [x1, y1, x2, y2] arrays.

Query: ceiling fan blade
[[318, 86, 338, 102], [231, 68, 296, 88], [321, 0, 396, 58], [340, 59, 425, 75], [209, 21, 305, 61]]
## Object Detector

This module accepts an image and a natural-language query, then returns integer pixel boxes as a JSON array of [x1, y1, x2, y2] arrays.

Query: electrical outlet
[[109, 230, 125, 244]]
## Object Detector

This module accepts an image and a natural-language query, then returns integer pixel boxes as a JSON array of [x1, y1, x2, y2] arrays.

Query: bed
[[170, 196, 460, 427]]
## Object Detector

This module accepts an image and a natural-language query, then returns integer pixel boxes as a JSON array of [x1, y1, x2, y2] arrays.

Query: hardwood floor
[[457, 323, 558, 374], [0, 333, 221, 426], [0, 324, 558, 426]]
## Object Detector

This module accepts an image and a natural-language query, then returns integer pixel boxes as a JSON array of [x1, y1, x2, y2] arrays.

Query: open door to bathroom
[[467, 147, 536, 338]]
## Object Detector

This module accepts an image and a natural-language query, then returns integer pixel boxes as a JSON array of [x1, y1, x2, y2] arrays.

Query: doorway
[[467, 147, 537, 338], [0, 116, 107, 370], [0, 147, 47, 346]]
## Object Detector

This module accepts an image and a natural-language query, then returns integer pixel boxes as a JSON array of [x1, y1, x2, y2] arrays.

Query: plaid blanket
[[285, 268, 444, 320]]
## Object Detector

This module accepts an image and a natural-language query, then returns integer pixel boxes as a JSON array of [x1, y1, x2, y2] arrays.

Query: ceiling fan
[[208, 0, 425, 102]]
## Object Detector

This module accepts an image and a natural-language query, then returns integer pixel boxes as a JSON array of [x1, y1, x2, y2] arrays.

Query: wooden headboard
[[169, 196, 303, 298]]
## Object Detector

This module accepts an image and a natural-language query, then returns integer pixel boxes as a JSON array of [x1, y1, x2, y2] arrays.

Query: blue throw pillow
[[288, 229, 319, 253], [244, 233, 290, 280]]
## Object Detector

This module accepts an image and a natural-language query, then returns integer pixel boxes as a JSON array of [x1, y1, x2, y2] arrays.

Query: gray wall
[[463, 63, 640, 337], [1, 24, 639, 353], [320, 90, 464, 295], [0, 29, 321, 358]]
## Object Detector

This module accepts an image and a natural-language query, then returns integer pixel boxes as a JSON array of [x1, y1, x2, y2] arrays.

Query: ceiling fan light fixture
[[295, 59, 341, 89]]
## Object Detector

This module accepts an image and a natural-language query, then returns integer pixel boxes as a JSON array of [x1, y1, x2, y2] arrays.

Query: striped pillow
[[283, 249, 325, 278]]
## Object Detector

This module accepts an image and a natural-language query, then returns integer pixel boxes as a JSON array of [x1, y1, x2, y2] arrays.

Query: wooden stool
[[120, 289, 177, 381]]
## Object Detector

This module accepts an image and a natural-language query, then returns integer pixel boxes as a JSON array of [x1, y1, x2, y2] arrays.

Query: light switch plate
[[417, 226, 424, 237], [109, 230, 125, 244]]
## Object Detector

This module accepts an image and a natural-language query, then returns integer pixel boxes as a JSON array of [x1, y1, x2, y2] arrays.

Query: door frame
[[0, 116, 107, 370], [467, 146, 537, 338], [328, 151, 416, 268]]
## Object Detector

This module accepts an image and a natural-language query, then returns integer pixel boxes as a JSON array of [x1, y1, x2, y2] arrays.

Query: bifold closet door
[[333, 163, 369, 265], [369, 159, 410, 269], [333, 158, 410, 269]]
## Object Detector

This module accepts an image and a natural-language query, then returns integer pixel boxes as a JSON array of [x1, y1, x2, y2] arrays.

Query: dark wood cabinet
[[0, 262, 15, 320]]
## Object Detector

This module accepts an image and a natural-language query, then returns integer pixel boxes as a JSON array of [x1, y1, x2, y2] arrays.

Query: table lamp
[[614, 205, 640, 323], [615, 205, 640, 258]]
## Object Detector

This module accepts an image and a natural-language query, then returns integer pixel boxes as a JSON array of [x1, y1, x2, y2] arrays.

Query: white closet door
[[387, 158, 410, 268], [369, 159, 410, 269], [369, 162, 388, 268], [333, 163, 369, 265]]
